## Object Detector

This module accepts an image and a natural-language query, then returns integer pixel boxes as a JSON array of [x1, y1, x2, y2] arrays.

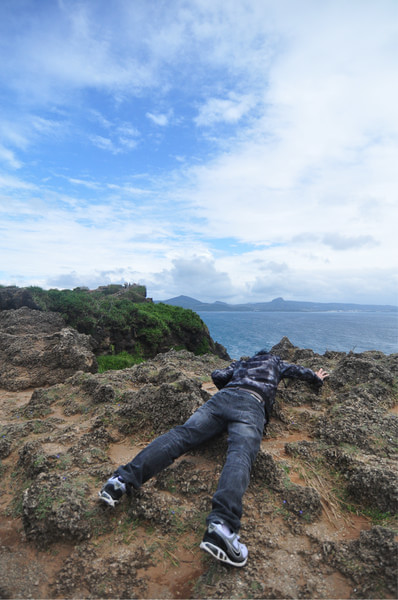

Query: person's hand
[[315, 368, 329, 381]]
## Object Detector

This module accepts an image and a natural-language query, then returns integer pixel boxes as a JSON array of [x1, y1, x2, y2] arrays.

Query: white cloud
[[0, 175, 35, 190], [0, 112, 67, 170], [194, 93, 256, 127], [89, 109, 113, 129], [89, 122, 140, 153], [146, 112, 170, 127], [322, 234, 378, 251], [106, 183, 150, 196], [152, 256, 237, 302], [0, 146, 22, 169], [170, 1, 398, 298], [118, 136, 139, 150], [89, 135, 119, 153], [46, 268, 142, 291], [67, 178, 100, 190], [0, 127, 26, 150], [31, 116, 63, 135]]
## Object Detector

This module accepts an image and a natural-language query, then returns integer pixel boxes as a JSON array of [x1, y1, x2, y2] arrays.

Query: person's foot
[[98, 475, 126, 507], [200, 522, 248, 567]]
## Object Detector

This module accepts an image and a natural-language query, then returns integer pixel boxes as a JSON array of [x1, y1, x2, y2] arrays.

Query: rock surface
[[0, 307, 97, 390], [0, 341, 397, 599]]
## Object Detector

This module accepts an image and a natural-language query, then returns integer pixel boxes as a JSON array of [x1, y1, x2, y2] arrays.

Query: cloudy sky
[[0, 0, 397, 305]]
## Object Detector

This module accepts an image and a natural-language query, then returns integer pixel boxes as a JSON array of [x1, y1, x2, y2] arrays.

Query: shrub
[[17, 285, 214, 359], [97, 351, 144, 372]]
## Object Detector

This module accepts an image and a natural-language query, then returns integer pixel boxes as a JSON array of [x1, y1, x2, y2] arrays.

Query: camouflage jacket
[[211, 352, 322, 418]]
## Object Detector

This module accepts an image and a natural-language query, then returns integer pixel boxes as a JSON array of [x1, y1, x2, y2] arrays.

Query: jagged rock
[[0, 419, 57, 458], [53, 545, 151, 599], [132, 348, 229, 381], [67, 427, 114, 468], [314, 397, 398, 456], [346, 460, 398, 514], [91, 383, 115, 403], [18, 440, 50, 477], [0, 306, 65, 334], [128, 486, 186, 533], [116, 377, 208, 434], [19, 388, 59, 418], [77, 375, 116, 403], [0, 434, 11, 459], [0, 307, 97, 390], [22, 471, 92, 547], [282, 483, 322, 521], [252, 449, 285, 490], [323, 447, 398, 513], [328, 353, 396, 391], [270, 336, 298, 360], [0, 286, 42, 311], [155, 458, 215, 496], [285, 440, 319, 460], [322, 526, 398, 597]]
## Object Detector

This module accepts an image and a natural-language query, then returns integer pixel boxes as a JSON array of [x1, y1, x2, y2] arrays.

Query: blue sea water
[[197, 311, 398, 358]]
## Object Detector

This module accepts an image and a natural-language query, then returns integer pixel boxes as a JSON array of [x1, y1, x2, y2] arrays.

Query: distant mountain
[[159, 295, 206, 309], [157, 295, 398, 313]]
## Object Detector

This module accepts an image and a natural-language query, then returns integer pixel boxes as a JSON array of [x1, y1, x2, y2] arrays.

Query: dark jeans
[[116, 388, 266, 532]]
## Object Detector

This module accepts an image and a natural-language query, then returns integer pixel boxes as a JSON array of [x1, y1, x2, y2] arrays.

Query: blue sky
[[0, 0, 397, 305]]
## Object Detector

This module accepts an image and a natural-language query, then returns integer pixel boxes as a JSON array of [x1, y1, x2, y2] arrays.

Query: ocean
[[197, 311, 398, 358]]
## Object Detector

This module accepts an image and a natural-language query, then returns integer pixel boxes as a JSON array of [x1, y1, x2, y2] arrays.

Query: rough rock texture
[[53, 545, 152, 599], [0, 343, 397, 599], [323, 448, 398, 514], [0, 307, 97, 390], [22, 472, 92, 547], [116, 378, 209, 434], [0, 286, 42, 311], [322, 526, 397, 597]]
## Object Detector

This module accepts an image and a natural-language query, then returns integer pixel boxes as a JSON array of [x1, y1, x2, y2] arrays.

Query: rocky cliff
[[0, 285, 229, 361], [0, 339, 397, 599], [0, 307, 97, 390]]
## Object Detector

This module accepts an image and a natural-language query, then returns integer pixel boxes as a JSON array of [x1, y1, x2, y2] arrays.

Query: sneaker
[[200, 522, 248, 567], [98, 475, 126, 507]]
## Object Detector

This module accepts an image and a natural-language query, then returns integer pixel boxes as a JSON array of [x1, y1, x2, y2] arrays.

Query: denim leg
[[207, 397, 265, 532], [116, 397, 226, 488]]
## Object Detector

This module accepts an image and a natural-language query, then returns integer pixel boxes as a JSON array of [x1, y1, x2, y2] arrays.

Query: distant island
[[158, 295, 398, 313]]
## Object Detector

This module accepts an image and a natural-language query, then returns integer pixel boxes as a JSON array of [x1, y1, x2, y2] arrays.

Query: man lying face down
[[99, 348, 329, 567]]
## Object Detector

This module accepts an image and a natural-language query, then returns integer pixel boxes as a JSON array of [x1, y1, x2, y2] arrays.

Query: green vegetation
[[27, 284, 148, 334], [337, 492, 397, 528], [97, 350, 144, 372], [9, 284, 216, 361]]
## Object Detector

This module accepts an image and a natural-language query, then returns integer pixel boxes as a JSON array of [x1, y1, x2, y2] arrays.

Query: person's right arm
[[211, 362, 237, 390]]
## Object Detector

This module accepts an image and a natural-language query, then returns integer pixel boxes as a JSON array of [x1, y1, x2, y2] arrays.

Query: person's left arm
[[280, 361, 329, 386]]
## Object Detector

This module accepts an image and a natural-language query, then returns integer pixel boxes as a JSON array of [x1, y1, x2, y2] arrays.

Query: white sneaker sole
[[200, 541, 248, 567], [98, 490, 119, 507]]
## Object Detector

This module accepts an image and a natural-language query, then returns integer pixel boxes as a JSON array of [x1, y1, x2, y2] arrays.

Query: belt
[[229, 387, 264, 404]]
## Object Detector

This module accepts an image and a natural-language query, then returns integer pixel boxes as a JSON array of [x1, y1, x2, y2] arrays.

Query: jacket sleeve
[[211, 362, 237, 390], [279, 361, 323, 387]]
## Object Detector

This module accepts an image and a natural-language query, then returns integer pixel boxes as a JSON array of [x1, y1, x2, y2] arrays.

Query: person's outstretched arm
[[280, 361, 329, 386]]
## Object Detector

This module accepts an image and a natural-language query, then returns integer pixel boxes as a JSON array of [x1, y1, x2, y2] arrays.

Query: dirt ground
[[0, 348, 397, 599]]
